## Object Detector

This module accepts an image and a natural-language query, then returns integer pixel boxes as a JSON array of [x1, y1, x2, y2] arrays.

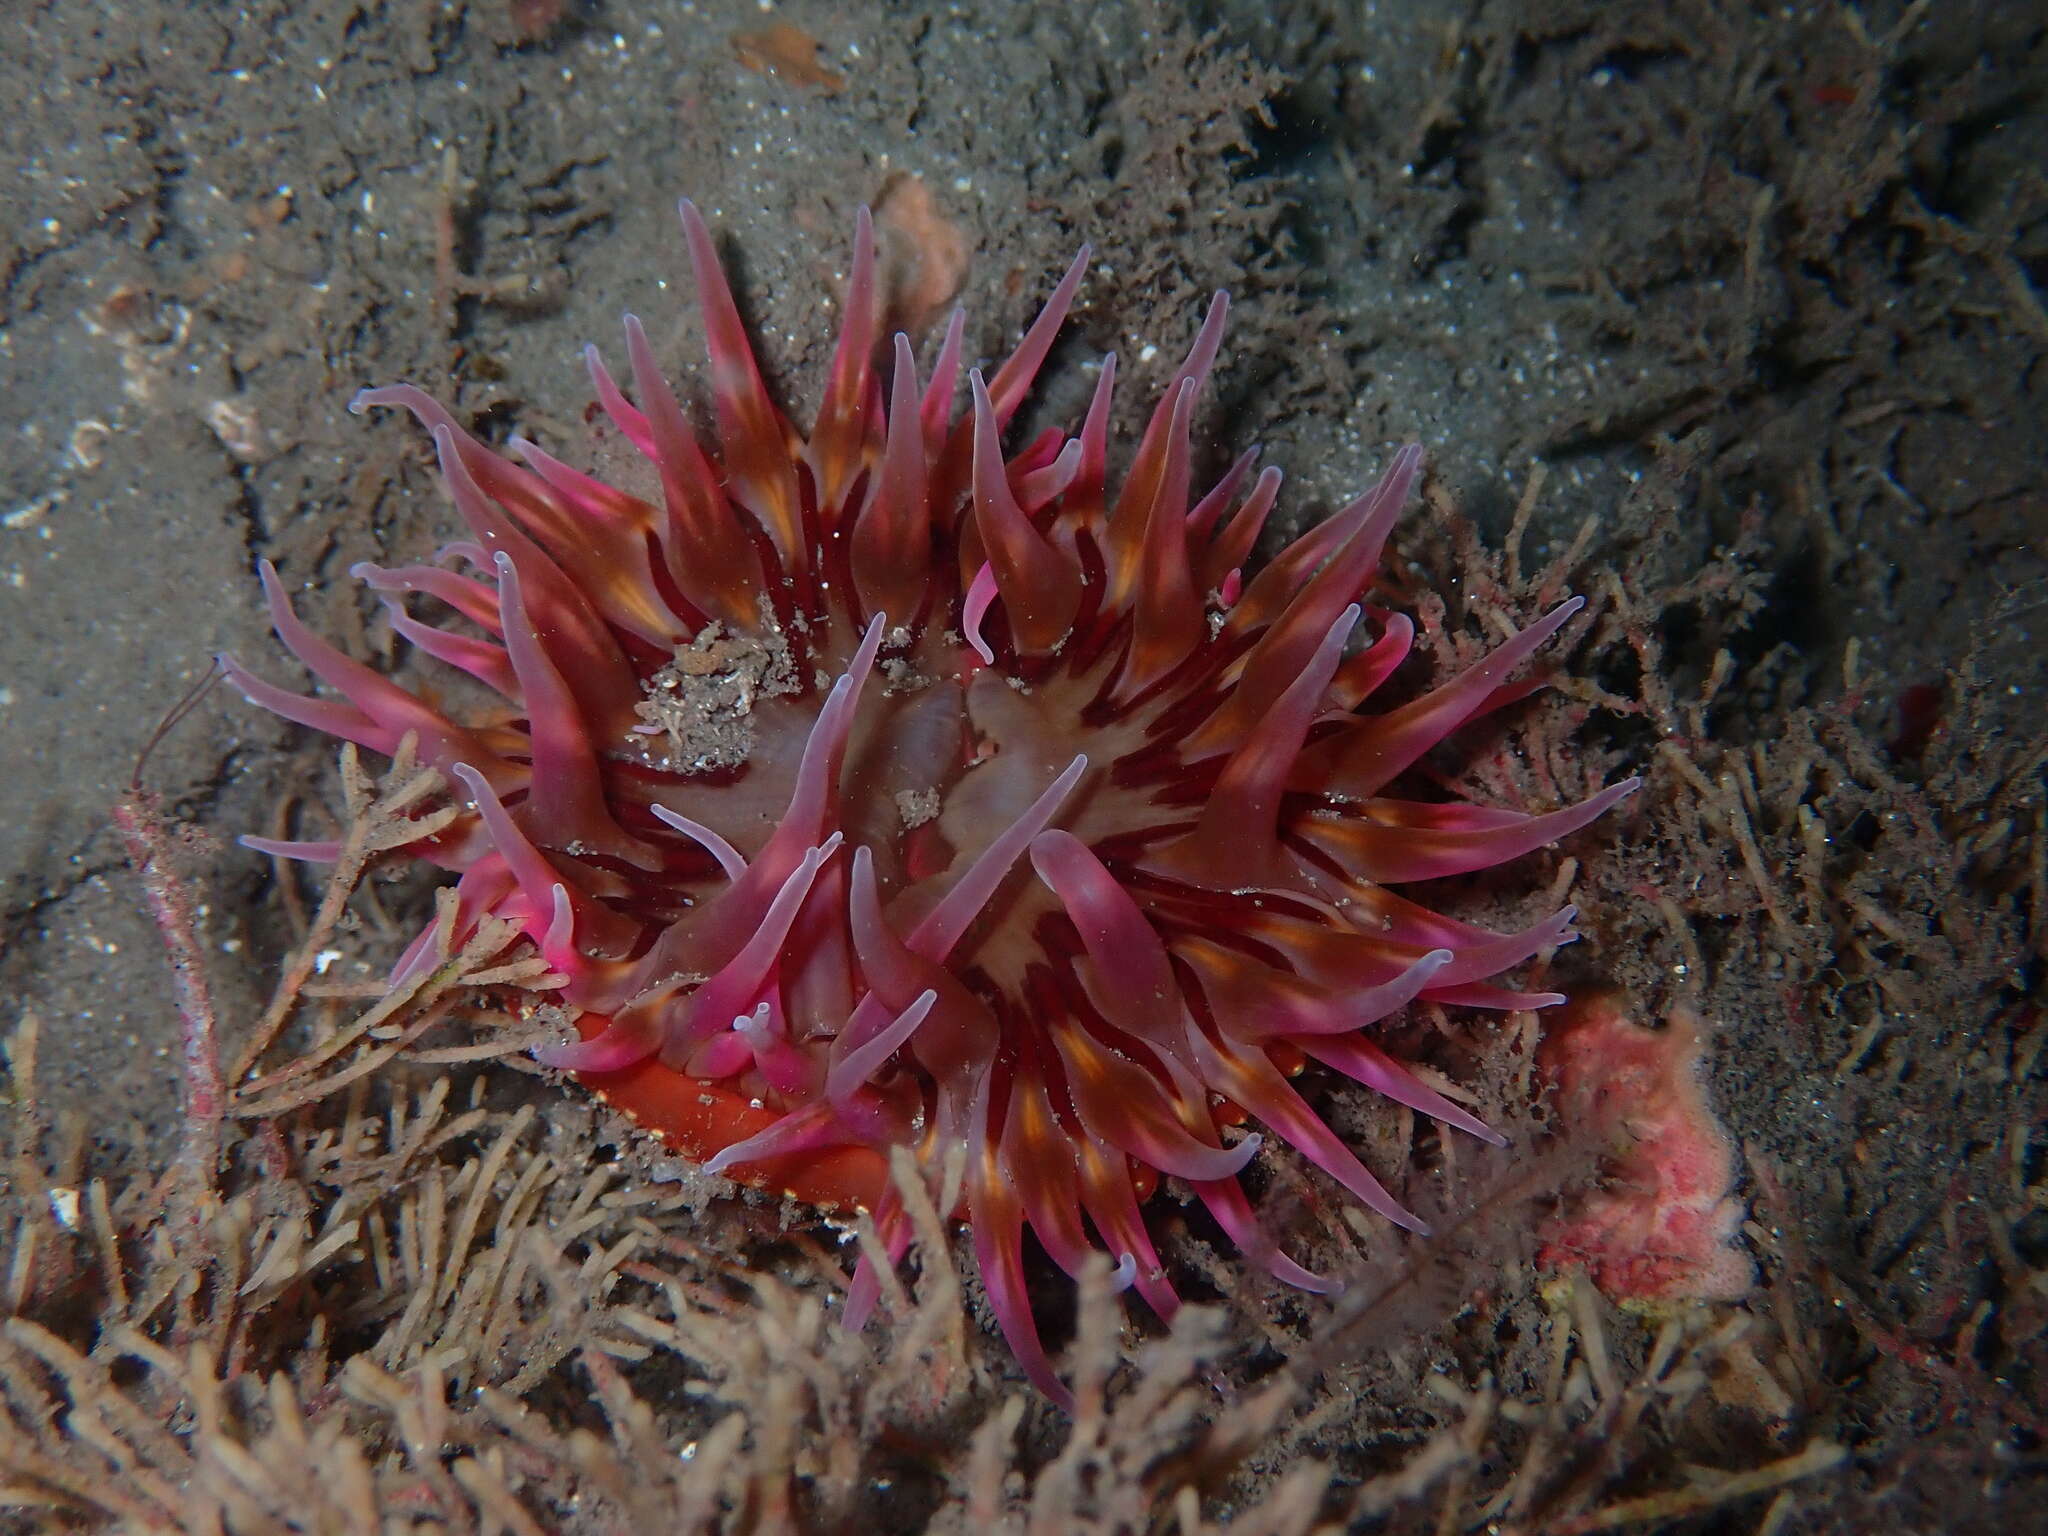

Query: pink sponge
[[1537, 993, 1754, 1304]]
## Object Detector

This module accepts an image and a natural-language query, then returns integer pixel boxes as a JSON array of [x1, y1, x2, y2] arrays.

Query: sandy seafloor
[[1, 1, 2043, 1531]]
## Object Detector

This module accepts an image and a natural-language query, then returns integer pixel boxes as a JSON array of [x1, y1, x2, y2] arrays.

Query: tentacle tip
[[545, 883, 574, 952], [675, 201, 716, 246], [1286, 1265, 1341, 1296], [529, 1038, 586, 1070], [531, 1027, 656, 1075], [346, 387, 376, 415]]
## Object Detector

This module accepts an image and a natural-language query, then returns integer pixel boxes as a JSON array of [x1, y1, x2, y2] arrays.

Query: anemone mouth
[[229, 199, 1636, 1407]]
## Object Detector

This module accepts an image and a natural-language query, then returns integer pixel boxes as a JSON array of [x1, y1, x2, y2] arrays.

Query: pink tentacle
[[1192, 1174, 1339, 1295], [659, 834, 844, 1065], [909, 753, 1087, 961], [961, 562, 999, 666], [649, 803, 748, 882]]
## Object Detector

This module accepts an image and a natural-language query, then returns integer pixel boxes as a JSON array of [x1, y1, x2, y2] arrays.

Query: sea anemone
[[224, 201, 1635, 1405]]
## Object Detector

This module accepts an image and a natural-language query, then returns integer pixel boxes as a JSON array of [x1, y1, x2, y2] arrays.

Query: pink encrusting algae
[[1537, 995, 1755, 1304], [224, 201, 1638, 1406]]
